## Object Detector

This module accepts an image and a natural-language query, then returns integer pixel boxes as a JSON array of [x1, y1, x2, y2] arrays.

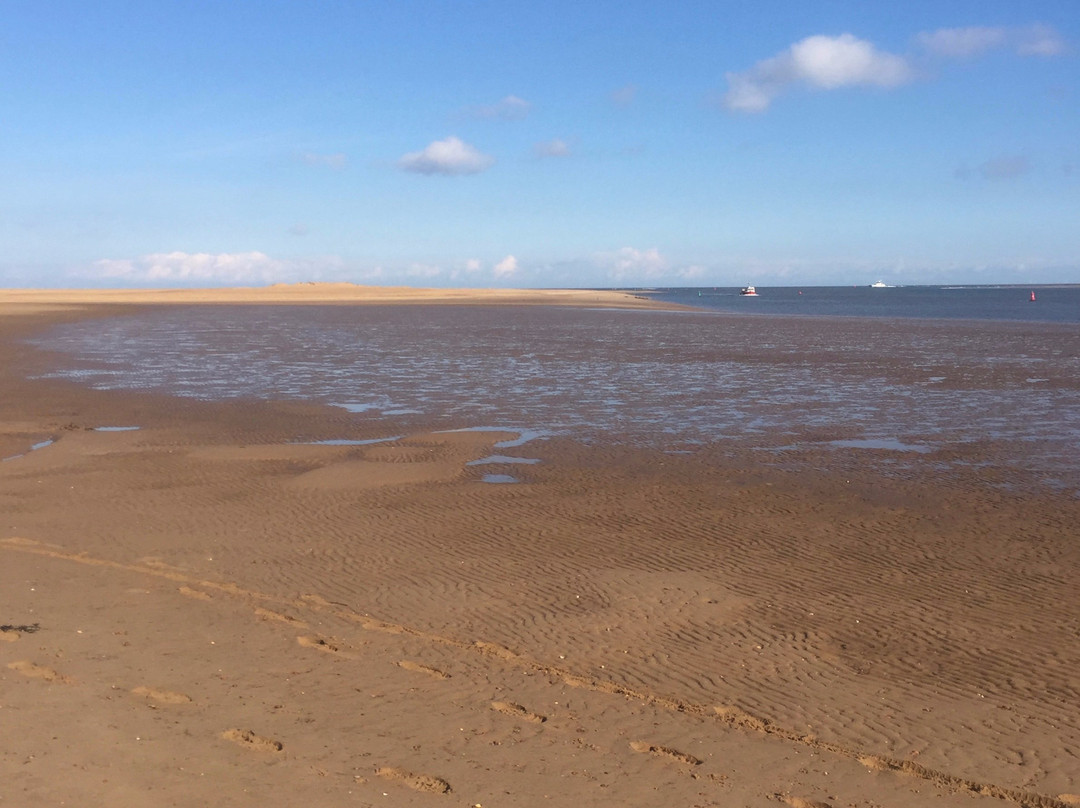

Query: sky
[[1, 0, 1077, 288]]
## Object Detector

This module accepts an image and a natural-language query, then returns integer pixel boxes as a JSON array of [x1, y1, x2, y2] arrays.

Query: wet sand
[[2, 294, 1079, 808]]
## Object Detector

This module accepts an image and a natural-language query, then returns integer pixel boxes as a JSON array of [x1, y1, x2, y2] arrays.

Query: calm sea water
[[31, 293, 1080, 491], [642, 285, 1080, 323]]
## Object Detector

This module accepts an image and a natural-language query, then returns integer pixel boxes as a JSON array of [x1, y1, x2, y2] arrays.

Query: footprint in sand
[[138, 557, 186, 573], [296, 635, 357, 657], [397, 660, 450, 679], [472, 640, 521, 662], [491, 701, 547, 724], [298, 593, 336, 609], [778, 796, 833, 808], [222, 728, 283, 753], [254, 607, 307, 628], [6, 660, 72, 684], [131, 686, 192, 705], [629, 740, 702, 766], [713, 703, 771, 732], [375, 766, 451, 794]]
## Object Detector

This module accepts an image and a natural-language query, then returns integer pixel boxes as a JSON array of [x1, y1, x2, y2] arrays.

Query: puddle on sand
[[95, 426, 141, 432], [829, 438, 932, 453], [332, 400, 420, 416], [763, 438, 933, 454], [438, 426, 552, 448], [467, 455, 541, 466], [481, 473, 519, 484], [297, 436, 403, 446], [2, 439, 55, 462]]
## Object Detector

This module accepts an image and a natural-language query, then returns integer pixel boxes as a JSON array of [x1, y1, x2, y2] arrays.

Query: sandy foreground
[[2, 292, 1079, 808]]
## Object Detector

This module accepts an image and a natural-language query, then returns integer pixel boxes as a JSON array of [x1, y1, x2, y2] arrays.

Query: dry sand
[[0, 282, 674, 309], [1, 290, 1078, 807]]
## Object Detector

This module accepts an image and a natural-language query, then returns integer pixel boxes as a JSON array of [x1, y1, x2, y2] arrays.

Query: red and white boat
[[740, 285, 759, 296]]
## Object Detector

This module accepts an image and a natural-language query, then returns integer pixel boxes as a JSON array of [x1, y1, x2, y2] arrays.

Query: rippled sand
[[2, 297, 1079, 808]]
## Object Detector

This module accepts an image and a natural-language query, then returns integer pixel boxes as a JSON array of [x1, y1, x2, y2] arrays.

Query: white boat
[[740, 286, 759, 296], [870, 280, 891, 288]]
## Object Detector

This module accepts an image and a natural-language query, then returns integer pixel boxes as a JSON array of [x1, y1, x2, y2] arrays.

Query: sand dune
[[2, 303, 1078, 807]]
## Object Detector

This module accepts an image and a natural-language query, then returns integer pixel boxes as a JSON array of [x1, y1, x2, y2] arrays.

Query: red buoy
[[1030, 290, 1036, 302]]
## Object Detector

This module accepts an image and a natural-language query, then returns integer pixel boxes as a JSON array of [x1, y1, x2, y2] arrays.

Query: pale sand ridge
[[0, 282, 678, 310]]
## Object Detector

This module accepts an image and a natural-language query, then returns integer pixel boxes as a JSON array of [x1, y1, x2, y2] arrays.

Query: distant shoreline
[[0, 283, 686, 311]]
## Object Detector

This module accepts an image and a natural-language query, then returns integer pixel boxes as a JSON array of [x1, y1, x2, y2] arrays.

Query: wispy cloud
[[917, 23, 1065, 58], [534, 138, 571, 158], [723, 33, 912, 113], [915, 26, 1007, 59], [299, 151, 348, 170], [596, 246, 669, 281], [92, 251, 288, 284], [465, 95, 532, 121], [404, 262, 444, 279], [611, 84, 638, 107], [955, 154, 1033, 181], [979, 155, 1031, 180], [1015, 23, 1066, 57], [724, 24, 1065, 113], [398, 136, 494, 176]]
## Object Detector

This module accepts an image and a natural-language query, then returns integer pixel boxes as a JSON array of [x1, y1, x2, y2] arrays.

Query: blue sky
[[1, 0, 1077, 288]]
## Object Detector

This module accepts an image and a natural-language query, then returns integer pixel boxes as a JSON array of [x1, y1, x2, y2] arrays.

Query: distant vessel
[[740, 286, 759, 296], [870, 280, 891, 288]]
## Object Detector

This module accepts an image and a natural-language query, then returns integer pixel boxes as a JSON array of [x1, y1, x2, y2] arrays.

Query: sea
[[29, 285, 1080, 492], [644, 284, 1080, 323]]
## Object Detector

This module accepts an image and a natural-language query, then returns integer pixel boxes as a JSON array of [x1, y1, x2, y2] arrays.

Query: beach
[[2, 288, 1079, 808]]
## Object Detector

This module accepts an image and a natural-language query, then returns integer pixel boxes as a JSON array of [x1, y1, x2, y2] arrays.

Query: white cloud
[[791, 34, 911, 88], [300, 152, 348, 170], [493, 255, 519, 279], [398, 136, 495, 176], [916, 26, 1006, 59], [597, 247, 668, 281], [468, 95, 532, 121], [725, 25, 1065, 113], [288, 223, 309, 236], [92, 251, 288, 284], [534, 138, 571, 158], [724, 33, 913, 112]]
